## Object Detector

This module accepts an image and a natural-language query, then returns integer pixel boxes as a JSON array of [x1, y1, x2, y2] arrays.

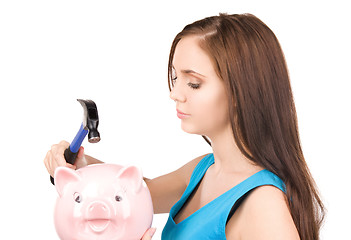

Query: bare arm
[[75, 154, 104, 169], [144, 153, 209, 214]]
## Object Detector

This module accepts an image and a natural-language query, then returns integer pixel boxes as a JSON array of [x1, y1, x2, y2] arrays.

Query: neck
[[207, 123, 261, 175]]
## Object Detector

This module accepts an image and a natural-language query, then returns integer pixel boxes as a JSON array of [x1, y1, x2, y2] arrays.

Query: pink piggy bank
[[53, 163, 153, 240]]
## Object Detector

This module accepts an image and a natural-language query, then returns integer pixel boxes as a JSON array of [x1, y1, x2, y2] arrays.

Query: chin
[[181, 122, 204, 135]]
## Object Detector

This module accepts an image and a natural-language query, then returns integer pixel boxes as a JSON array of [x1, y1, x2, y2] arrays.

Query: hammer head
[[77, 99, 100, 143]]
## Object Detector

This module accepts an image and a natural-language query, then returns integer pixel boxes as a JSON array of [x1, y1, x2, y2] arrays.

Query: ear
[[54, 167, 82, 197], [116, 166, 143, 194]]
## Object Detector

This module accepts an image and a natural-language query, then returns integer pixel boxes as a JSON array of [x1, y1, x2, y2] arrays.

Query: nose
[[169, 82, 186, 103], [86, 201, 111, 219]]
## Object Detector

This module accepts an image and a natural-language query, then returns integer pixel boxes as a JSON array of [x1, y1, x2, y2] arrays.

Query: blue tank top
[[161, 153, 285, 239]]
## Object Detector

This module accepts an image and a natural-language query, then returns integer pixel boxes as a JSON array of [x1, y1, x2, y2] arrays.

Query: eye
[[171, 67, 177, 80], [115, 195, 123, 202], [171, 76, 177, 85], [73, 192, 82, 203], [188, 83, 200, 89]]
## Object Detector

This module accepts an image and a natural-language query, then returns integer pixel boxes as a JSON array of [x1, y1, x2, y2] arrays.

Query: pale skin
[[44, 36, 300, 239]]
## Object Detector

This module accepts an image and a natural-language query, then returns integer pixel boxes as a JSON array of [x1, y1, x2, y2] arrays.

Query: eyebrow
[[172, 65, 207, 79], [181, 69, 206, 78]]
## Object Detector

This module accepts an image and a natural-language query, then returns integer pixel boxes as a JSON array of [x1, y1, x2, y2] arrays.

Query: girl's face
[[170, 36, 230, 138]]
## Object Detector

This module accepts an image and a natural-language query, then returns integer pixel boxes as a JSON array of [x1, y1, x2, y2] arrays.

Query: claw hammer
[[50, 99, 100, 185]]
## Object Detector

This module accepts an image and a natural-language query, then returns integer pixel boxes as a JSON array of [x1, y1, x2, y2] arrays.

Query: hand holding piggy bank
[[54, 164, 154, 240]]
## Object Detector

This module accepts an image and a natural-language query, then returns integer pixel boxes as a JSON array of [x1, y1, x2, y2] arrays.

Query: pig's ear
[[116, 166, 143, 194], [54, 167, 81, 197]]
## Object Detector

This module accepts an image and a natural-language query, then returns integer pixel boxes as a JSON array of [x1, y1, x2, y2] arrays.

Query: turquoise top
[[161, 153, 285, 239]]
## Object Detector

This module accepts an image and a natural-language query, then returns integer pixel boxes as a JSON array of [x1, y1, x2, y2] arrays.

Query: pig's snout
[[87, 201, 111, 219], [86, 201, 111, 233]]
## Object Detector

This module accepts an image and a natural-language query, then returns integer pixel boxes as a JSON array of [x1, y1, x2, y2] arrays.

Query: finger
[[47, 151, 56, 177], [44, 151, 53, 175], [50, 141, 69, 173], [76, 146, 85, 161], [53, 145, 68, 167], [141, 228, 156, 240], [59, 140, 70, 148], [44, 151, 50, 171], [65, 163, 77, 170], [53, 141, 69, 159]]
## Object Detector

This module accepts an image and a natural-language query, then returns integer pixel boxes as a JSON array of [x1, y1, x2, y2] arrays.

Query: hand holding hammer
[[44, 99, 101, 185]]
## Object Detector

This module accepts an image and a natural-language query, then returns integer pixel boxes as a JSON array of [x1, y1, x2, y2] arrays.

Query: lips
[[177, 109, 189, 115], [87, 219, 111, 232], [176, 109, 191, 119]]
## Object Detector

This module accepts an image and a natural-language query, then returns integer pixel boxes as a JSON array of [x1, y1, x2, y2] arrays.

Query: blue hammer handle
[[50, 123, 88, 185]]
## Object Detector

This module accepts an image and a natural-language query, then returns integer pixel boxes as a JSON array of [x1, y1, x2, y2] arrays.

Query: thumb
[[77, 146, 85, 159], [141, 228, 156, 240], [74, 146, 87, 169]]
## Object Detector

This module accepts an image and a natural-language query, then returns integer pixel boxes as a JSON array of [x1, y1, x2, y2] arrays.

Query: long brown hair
[[168, 13, 325, 239]]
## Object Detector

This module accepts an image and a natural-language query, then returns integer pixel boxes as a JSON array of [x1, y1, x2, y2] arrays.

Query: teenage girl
[[44, 13, 325, 239]]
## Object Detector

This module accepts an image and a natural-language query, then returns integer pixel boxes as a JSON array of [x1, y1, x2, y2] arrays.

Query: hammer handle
[[50, 147, 79, 185], [50, 175, 55, 185], [64, 147, 79, 165], [50, 124, 88, 185]]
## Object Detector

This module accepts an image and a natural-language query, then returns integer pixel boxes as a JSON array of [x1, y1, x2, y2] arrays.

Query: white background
[[0, 0, 350, 239]]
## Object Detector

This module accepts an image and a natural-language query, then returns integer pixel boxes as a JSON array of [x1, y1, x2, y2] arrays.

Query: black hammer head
[[77, 99, 100, 143]]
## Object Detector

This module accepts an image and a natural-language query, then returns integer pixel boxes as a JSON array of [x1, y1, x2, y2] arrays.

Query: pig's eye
[[74, 192, 82, 203], [115, 195, 123, 202]]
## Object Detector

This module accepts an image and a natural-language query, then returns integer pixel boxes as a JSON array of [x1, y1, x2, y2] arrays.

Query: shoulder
[[226, 185, 300, 240], [176, 153, 211, 186]]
